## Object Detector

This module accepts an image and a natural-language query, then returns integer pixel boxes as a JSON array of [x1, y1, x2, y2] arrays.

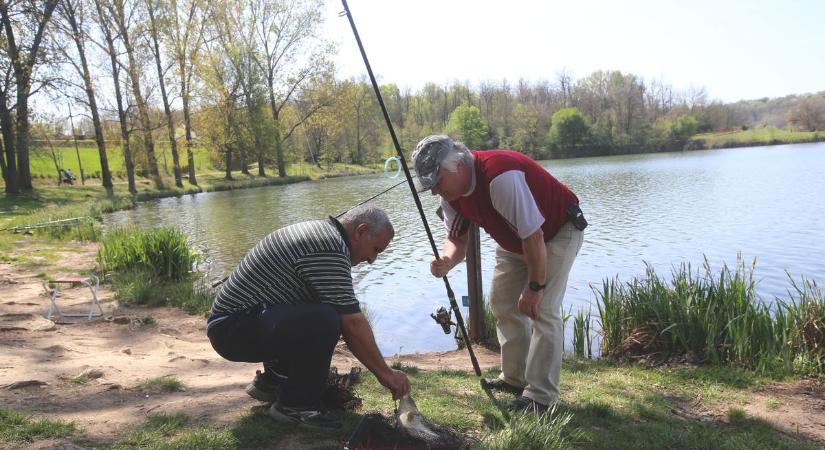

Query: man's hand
[[379, 368, 411, 400], [429, 255, 452, 278], [518, 286, 543, 320]]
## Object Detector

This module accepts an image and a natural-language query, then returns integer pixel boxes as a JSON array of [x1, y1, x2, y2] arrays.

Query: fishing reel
[[431, 306, 456, 334]]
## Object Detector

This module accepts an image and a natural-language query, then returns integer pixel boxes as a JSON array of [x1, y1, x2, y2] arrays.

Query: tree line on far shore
[[3, 0, 825, 196]]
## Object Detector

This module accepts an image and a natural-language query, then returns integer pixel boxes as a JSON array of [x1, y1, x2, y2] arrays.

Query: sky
[[322, 0, 825, 103]]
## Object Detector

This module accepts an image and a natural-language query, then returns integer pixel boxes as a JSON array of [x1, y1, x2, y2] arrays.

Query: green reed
[[98, 226, 198, 282], [596, 257, 824, 376], [572, 309, 592, 358]]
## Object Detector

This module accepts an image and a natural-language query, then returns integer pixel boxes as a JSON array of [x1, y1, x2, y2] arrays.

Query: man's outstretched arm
[[340, 312, 410, 399]]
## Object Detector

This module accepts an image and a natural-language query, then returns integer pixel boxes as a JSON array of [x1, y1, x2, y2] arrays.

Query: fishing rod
[[340, 0, 482, 378]]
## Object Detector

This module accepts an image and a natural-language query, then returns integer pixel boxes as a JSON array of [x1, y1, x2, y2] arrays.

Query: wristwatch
[[528, 281, 546, 292]]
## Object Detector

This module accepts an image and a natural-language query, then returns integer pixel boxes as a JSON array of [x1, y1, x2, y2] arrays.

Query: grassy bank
[[2, 360, 818, 449], [687, 127, 825, 150], [27, 142, 213, 180], [1, 162, 378, 228], [23, 141, 377, 182]]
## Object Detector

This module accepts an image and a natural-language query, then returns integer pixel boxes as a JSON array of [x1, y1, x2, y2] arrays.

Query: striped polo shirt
[[209, 217, 360, 323]]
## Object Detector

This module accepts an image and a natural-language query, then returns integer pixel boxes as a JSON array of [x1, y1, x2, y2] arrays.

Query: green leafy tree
[[446, 103, 487, 149], [654, 115, 698, 149], [546, 107, 590, 155], [510, 103, 546, 158]]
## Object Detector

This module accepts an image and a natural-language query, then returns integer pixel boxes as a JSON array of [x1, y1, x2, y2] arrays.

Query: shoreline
[[685, 135, 825, 151]]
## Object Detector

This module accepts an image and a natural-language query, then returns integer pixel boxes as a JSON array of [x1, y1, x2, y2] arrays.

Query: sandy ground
[[1, 242, 823, 447]]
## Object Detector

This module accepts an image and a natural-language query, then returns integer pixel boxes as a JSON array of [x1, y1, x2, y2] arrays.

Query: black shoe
[[268, 402, 342, 429], [480, 378, 524, 396], [245, 370, 282, 403], [507, 396, 549, 414]]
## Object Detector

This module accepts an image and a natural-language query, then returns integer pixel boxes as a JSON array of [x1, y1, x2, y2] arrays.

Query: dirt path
[[0, 250, 499, 446]]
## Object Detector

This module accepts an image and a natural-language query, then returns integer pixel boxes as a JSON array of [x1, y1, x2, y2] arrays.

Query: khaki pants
[[489, 222, 583, 405]]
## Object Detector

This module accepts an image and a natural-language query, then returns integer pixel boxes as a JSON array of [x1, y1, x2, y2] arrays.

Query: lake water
[[104, 143, 825, 355]]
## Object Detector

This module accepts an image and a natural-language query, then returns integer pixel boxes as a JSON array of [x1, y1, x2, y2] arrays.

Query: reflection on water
[[105, 143, 825, 355]]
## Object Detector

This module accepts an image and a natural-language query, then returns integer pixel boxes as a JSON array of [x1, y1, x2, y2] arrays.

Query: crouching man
[[207, 204, 410, 428]]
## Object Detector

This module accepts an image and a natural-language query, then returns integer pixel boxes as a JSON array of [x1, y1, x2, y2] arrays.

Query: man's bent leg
[[523, 223, 583, 406], [207, 303, 341, 407], [272, 305, 341, 407], [489, 246, 530, 388]]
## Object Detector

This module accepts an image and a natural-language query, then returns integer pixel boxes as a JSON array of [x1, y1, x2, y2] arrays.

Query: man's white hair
[[440, 140, 473, 173]]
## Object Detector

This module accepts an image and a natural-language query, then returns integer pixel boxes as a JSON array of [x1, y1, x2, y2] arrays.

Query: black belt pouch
[[566, 204, 588, 231]]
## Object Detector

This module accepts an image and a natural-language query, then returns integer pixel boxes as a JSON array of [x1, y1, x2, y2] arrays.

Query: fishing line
[[340, 0, 483, 378], [333, 157, 411, 218], [334, 176, 408, 219]]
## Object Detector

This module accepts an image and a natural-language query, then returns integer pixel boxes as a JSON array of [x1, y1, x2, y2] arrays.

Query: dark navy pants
[[207, 303, 341, 407]]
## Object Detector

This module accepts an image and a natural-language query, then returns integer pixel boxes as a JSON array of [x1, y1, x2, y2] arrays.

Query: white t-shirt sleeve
[[441, 199, 470, 238], [489, 170, 545, 239]]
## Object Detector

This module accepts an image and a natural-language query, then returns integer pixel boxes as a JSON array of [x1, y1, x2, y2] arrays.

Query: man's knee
[[298, 305, 341, 341]]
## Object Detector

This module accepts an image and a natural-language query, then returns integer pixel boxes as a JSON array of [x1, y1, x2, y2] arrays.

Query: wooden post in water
[[467, 224, 485, 342]]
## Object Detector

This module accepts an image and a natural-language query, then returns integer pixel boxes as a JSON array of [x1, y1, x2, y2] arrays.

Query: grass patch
[[727, 407, 748, 424], [0, 407, 76, 448], [70, 374, 93, 385], [689, 127, 825, 149], [390, 361, 421, 375], [23, 142, 376, 182], [137, 376, 185, 393], [110, 269, 214, 313], [7, 360, 820, 449], [112, 413, 192, 449], [482, 409, 582, 450]]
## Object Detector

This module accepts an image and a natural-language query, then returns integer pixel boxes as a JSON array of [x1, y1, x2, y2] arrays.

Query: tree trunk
[[266, 81, 286, 177], [240, 146, 248, 175], [112, 0, 161, 188], [224, 145, 232, 180], [94, 0, 135, 194], [179, 69, 197, 185], [115, 86, 137, 196], [66, 4, 113, 193], [1, 0, 58, 191], [0, 93, 19, 194], [273, 124, 285, 177], [0, 138, 8, 187], [125, 51, 161, 188], [257, 147, 265, 176], [15, 96, 32, 190], [147, 1, 182, 188]]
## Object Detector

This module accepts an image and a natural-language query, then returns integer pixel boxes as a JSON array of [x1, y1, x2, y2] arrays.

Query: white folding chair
[[42, 275, 102, 320]]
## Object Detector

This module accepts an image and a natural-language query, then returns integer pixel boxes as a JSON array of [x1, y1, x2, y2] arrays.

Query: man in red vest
[[412, 135, 586, 413]]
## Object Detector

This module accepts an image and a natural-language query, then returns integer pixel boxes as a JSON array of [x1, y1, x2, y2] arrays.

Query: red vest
[[449, 150, 579, 254]]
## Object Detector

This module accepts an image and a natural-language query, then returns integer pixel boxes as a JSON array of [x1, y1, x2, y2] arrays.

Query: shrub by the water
[[98, 226, 198, 281], [596, 257, 825, 376], [98, 226, 214, 311]]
